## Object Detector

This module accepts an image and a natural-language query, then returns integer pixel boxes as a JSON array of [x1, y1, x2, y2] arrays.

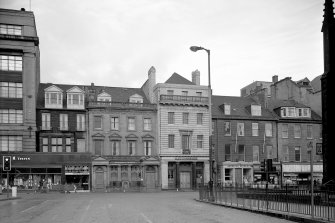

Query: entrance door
[[180, 172, 191, 189], [146, 172, 156, 189], [235, 168, 242, 185], [95, 172, 104, 189]]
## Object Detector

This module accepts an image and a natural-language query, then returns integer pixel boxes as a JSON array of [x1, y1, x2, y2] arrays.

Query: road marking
[[86, 200, 93, 211], [21, 205, 37, 213], [140, 213, 153, 223]]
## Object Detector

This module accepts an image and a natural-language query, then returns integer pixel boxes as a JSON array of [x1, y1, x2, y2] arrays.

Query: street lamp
[[190, 46, 213, 198]]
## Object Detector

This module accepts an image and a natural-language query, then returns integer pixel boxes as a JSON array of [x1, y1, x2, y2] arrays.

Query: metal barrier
[[199, 184, 335, 222]]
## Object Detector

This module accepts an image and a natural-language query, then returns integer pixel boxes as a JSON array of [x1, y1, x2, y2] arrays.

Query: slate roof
[[37, 83, 150, 109], [310, 75, 322, 93], [165, 73, 195, 85], [268, 99, 322, 121], [212, 95, 276, 120]]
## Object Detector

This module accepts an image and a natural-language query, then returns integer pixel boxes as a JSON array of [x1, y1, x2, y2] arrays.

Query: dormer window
[[45, 85, 63, 109], [281, 107, 310, 118], [281, 107, 296, 117], [297, 108, 311, 118], [67, 86, 85, 109], [97, 92, 111, 102], [251, 105, 261, 116], [224, 104, 231, 115], [129, 94, 143, 103]]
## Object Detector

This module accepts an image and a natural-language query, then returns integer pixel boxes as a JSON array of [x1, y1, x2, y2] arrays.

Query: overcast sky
[[1, 0, 325, 96]]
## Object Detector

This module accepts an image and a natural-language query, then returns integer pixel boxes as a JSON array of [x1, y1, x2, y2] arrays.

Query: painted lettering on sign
[[12, 156, 31, 161]]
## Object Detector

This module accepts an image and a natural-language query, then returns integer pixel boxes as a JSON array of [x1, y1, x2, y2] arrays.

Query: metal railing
[[160, 95, 209, 104], [88, 101, 156, 110], [199, 183, 335, 222]]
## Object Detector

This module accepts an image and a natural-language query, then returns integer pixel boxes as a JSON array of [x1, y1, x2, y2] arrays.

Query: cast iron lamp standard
[[190, 46, 214, 200]]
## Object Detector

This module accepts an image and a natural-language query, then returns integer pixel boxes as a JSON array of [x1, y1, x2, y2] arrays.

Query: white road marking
[[86, 200, 93, 211], [21, 205, 37, 213], [140, 213, 153, 223]]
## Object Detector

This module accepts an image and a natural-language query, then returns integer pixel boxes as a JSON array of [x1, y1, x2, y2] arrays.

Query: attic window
[[224, 104, 230, 115], [251, 105, 261, 116], [129, 94, 143, 103]]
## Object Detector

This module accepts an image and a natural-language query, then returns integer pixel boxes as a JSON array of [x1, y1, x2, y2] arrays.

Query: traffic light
[[3, 156, 11, 171], [266, 159, 273, 172], [260, 159, 266, 172]]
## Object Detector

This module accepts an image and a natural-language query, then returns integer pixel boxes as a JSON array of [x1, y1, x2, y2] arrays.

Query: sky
[[1, 0, 325, 96]]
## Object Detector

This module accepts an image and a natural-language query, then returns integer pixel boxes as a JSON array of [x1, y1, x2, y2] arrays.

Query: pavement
[[195, 198, 333, 223]]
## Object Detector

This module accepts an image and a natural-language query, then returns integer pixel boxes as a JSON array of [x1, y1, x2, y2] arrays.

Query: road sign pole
[[7, 171, 9, 198]]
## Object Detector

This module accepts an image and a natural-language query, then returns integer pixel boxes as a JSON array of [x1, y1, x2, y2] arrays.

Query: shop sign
[[175, 157, 198, 161], [65, 165, 89, 175], [12, 156, 31, 161]]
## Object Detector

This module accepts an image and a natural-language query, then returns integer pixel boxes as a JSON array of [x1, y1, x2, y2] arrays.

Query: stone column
[[117, 165, 121, 182], [192, 162, 196, 190], [176, 162, 180, 189]]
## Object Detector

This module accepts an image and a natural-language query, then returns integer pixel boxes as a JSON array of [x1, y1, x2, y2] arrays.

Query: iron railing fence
[[199, 183, 335, 222]]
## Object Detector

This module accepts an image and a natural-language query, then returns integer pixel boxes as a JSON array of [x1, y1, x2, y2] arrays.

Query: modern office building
[[0, 8, 40, 187]]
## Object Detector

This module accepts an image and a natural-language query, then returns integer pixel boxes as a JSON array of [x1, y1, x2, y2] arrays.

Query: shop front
[[161, 156, 209, 190], [221, 162, 253, 186], [282, 163, 323, 186], [92, 156, 161, 192], [0, 153, 91, 191]]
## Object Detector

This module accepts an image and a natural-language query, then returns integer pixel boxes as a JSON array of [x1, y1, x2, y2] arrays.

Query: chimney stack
[[272, 75, 278, 83], [192, 70, 200, 85]]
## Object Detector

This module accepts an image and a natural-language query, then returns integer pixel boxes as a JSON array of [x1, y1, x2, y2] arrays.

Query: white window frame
[[252, 123, 259, 136], [128, 117, 136, 131], [111, 117, 119, 130], [67, 93, 84, 109], [94, 116, 102, 130], [282, 124, 288, 138], [60, 114, 68, 131], [252, 145, 259, 162], [144, 141, 152, 156], [168, 134, 175, 148], [251, 105, 262, 116], [143, 118, 152, 131], [111, 140, 120, 155], [196, 135, 203, 149], [294, 124, 301, 138], [197, 113, 203, 125], [0, 55, 22, 71], [295, 147, 301, 162], [0, 24, 22, 35], [168, 112, 174, 124], [307, 125, 313, 139], [224, 104, 231, 115], [265, 123, 272, 137], [76, 114, 85, 131], [42, 113, 51, 130], [237, 122, 244, 136], [45, 92, 63, 108], [128, 141, 136, 155]]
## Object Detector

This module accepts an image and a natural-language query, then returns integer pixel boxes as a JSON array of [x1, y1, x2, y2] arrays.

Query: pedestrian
[[73, 183, 77, 193]]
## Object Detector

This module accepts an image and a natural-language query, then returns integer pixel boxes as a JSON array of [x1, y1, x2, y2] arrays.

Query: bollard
[[12, 186, 17, 197]]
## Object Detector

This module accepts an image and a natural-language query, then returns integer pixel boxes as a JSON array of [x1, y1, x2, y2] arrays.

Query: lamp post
[[190, 46, 213, 199], [308, 141, 314, 220]]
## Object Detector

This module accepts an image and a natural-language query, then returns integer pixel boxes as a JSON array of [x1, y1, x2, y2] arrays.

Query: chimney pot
[[272, 75, 278, 83], [192, 70, 200, 85]]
